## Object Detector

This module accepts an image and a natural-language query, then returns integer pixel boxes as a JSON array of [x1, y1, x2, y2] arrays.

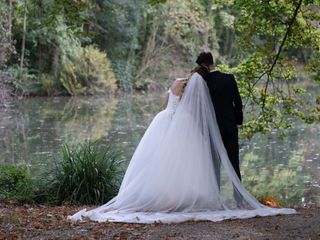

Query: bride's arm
[[163, 78, 187, 108], [163, 92, 169, 109]]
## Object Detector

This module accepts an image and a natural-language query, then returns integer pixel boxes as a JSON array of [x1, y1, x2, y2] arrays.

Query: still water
[[0, 93, 319, 207]]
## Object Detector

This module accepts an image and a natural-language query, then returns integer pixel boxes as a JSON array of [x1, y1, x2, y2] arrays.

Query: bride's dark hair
[[192, 52, 214, 80]]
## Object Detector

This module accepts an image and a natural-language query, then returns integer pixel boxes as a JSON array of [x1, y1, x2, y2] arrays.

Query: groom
[[196, 52, 243, 181]]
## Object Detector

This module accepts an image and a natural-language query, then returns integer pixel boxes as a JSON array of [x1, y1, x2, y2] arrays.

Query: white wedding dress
[[68, 73, 296, 223]]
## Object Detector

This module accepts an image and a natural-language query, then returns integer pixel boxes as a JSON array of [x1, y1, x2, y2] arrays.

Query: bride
[[68, 55, 296, 224]]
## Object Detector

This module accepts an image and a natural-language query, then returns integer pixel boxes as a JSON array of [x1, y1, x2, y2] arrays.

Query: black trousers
[[220, 128, 241, 181], [212, 128, 243, 205]]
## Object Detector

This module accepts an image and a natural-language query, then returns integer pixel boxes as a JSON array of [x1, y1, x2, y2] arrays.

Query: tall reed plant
[[52, 140, 124, 205]]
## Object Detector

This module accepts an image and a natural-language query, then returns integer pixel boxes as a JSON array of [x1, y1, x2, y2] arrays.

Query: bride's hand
[[175, 77, 187, 81]]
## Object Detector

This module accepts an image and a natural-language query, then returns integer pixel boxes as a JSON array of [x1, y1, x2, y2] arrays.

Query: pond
[[0, 92, 319, 207]]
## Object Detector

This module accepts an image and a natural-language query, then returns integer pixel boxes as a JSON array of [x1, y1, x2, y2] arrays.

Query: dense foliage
[[0, 164, 37, 202], [217, 0, 320, 137], [0, 0, 319, 136], [0, 141, 123, 205]]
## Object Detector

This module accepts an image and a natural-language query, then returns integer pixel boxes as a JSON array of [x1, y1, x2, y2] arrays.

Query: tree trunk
[[203, 0, 212, 51], [52, 46, 60, 78], [8, 0, 13, 43], [20, 0, 27, 69]]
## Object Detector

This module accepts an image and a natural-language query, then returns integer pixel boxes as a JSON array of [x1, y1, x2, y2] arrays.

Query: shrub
[[39, 73, 61, 96], [0, 141, 123, 205], [60, 45, 118, 95], [0, 164, 38, 202], [0, 71, 13, 107], [51, 140, 124, 205], [6, 66, 40, 96]]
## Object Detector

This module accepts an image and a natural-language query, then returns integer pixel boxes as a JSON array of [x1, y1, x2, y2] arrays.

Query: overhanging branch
[[261, 0, 303, 111]]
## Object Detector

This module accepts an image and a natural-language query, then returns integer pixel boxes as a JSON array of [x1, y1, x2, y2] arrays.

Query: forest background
[[0, 0, 320, 137]]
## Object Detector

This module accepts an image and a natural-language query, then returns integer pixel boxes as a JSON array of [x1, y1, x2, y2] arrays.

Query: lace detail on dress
[[166, 89, 180, 113]]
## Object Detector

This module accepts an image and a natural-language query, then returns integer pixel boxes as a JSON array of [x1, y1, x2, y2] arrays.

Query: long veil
[[68, 73, 296, 223]]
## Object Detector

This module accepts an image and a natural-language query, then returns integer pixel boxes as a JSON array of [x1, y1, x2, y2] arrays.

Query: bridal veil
[[68, 73, 296, 223]]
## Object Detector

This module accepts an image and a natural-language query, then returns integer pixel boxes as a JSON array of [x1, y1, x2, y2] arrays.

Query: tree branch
[[261, 0, 303, 111]]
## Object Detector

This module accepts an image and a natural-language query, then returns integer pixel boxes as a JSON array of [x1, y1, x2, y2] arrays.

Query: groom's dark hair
[[192, 52, 214, 80], [196, 52, 214, 67]]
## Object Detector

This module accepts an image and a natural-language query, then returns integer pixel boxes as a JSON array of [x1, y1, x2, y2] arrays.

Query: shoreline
[[1, 202, 319, 239]]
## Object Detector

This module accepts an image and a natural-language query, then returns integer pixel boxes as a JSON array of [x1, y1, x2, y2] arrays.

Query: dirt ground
[[0, 202, 319, 240]]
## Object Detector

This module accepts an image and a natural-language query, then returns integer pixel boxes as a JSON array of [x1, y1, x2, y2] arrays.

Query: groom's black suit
[[205, 70, 243, 181]]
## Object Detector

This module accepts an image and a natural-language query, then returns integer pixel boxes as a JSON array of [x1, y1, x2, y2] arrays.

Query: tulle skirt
[[68, 109, 295, 223], [68, 73, 296, 223]]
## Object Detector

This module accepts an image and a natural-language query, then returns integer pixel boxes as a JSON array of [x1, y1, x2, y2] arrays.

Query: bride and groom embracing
[[69, 52, 295, 223]]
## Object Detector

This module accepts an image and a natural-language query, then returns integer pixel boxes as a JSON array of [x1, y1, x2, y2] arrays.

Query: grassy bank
[[0, 141, 123, 205]]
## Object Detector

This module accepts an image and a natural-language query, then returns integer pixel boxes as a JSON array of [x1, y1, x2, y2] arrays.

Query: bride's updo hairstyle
[[192, 52, 214, 80]]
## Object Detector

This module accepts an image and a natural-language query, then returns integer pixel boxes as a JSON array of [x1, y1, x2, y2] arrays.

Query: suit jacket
[[205, 71, 243, 134]]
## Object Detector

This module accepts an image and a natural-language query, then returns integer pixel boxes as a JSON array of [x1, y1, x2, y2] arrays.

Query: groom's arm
[[231, 75, 243, 126]]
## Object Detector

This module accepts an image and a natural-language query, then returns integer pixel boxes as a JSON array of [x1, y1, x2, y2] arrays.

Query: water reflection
[[0, 97, 119, 170], [241, 123, 320, 207], [0, 93, 319, 207]]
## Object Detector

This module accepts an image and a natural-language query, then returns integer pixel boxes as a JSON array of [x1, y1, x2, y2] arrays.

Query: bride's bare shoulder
[[171, 78, 187, 87], [170, 77, 188, 96]]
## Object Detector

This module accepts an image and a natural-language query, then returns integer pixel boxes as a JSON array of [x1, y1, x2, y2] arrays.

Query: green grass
[[0, 140, 124, 205], [52, 140, 124, 205]]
